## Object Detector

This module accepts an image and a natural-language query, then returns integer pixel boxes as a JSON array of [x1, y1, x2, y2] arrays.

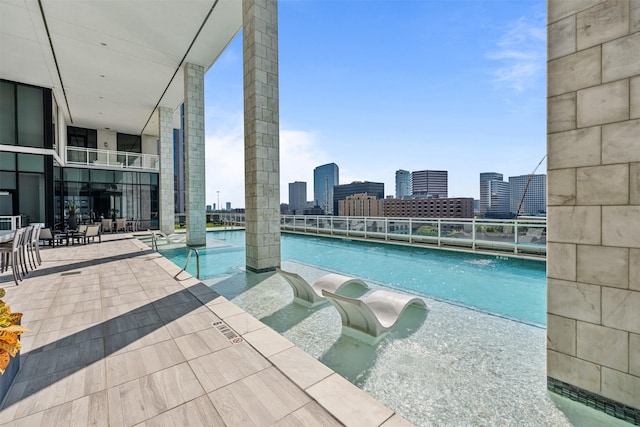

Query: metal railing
[[66, 147, 160, 171], [174, 248, 200, 280], [218, 213, 546, 256], [0, 215, 22, 230]]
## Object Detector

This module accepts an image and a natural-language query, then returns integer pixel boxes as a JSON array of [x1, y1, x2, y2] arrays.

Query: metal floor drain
[[60, 271, 82, 276], [213, 321, 243, 344]]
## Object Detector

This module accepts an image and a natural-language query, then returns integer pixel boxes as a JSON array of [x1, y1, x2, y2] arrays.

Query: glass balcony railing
[[66, 147, 159, 171], [217, 213, 547, 256]]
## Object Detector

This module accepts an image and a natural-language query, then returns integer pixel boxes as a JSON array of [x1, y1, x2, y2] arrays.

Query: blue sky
[[204, 0, 546, 209]]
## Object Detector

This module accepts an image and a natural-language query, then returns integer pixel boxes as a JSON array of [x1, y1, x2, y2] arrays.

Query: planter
[[0, 350, 19, 404]]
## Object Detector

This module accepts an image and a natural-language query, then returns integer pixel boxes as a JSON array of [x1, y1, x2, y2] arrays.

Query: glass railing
[[217, 214, 546, 256], [66, 147, 160, 171]]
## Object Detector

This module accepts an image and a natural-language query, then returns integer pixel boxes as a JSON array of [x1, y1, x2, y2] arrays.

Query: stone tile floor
[[0, 234, 408, 426]]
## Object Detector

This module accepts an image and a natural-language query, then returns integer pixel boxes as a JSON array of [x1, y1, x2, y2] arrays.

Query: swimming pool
[[160, 230, 546, 326], [158, 231, 622, 426]]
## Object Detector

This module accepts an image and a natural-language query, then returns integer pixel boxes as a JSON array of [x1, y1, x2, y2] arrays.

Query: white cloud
[[488, 16, 545, 93], [205, 121, 326, 209]]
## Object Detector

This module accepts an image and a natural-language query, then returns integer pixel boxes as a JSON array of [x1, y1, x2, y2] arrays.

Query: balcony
[[66, 147, 159, 171]]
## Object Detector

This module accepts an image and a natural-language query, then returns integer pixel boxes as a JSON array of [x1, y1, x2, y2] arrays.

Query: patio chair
[[321, 289, 426, 338], [101, 219, 113, 233], [26, 223, 42, 267], [0, 228, 25, 286], [115, 218, 126, 232], [276, 268, 369, 307], [83, 224, 102, 244]]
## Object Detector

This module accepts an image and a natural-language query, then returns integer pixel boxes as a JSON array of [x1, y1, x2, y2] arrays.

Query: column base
[[547, 377, 640, 425], [246, 265, 278, 274]]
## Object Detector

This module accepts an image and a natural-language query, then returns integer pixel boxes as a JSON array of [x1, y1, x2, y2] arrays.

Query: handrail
[[174, 248, 200, 280], [66, 147, 159, 171]]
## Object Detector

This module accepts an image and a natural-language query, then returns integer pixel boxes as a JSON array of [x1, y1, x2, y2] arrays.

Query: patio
[[0, 233, 407, 426]]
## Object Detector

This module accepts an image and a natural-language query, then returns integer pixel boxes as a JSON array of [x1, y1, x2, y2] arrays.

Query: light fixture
[[100, 42, 107, 46], [104, 142, 108, 147]]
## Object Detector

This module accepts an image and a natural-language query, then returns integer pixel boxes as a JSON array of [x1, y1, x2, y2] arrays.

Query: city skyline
[[203, 0, 546, 208]]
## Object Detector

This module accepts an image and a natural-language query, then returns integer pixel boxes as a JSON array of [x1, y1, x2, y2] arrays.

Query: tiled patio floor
[[0, 234, 408, 426]]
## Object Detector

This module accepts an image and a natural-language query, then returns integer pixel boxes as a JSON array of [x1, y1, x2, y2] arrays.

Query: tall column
[[547, 0, 640, 422], [242, 0, 281, 272], [158, 106, 175, 235], [184, 62, 206, 246]]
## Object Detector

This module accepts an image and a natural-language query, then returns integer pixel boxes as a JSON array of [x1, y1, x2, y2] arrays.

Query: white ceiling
[[0, 0, 242, 137]]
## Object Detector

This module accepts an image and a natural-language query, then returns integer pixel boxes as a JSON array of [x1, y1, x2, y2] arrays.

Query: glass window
[[139, 172, 150, 185], [18, 153, 44, 173], [0, 151, 15, 170], [150, 173, 158, 185], [91, 169, 114, 183], [67, 126, 97, 148], [19, 172, 45, 224], [63, 168, 89, 182], [0, 81, 15, 145], [0, 172, 16, 189], [117, 133, 141, 153], [17, 85, 44, 147]]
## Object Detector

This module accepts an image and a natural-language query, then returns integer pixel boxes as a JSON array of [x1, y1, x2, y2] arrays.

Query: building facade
[[509, 174, 546, 216], [479, 172, 510, 217], [333, 181, 384, 216], [313, 163, 339, 215], [411, 170, 448, 198], [383, 197, 474, 218], [288, 181, 307, 214], [338, 193, 384, 217], [395, 169, 411, 198]]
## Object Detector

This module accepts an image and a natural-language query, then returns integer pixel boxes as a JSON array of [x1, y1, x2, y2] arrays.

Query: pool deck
[[0, 233, 409, 426]]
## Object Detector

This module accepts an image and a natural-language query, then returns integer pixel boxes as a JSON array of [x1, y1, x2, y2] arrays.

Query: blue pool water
[[161, 230, 546, 325]]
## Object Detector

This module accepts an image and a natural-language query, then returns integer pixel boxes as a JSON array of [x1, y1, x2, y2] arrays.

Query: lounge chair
[[147, 229, 186, 250], [321, 289, 426, 339], [276, 268, 368, 307]]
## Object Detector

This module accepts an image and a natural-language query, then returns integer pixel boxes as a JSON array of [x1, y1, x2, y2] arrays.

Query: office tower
[[313, 163, 339, 215], [395, 169, 411, 198], [411, 170, 448, 198], [288, 181, 307, 214], [226, 202, 232, 211], [509, 174, 546, 216], [333, 181, 384, 215], [479, 172, 510, 217]]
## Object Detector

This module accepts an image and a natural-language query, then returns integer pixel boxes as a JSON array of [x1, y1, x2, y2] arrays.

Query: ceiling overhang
[[0, 0, 242, 137]]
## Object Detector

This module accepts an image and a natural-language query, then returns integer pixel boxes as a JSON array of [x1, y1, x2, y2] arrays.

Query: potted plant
[[67, 202, 79, 230], [0, 288, 28, 402]]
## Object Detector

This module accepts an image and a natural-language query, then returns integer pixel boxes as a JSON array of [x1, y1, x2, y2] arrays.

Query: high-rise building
[[479, 172, 510, 217], [333, 181, 384, 215], [288, 181, 307, 214], [395, 169, 411, 198], [313, 163, 339, 215], [509, 174, 546, 216], [338, 193, 384, 217], [411, 170, 448, 197]]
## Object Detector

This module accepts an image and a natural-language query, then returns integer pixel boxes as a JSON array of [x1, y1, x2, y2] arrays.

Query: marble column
[[184, 62, 206, 246], [242, 0, 281, 272], [158, 106, 175, 235], [547, 0, 640, 420]]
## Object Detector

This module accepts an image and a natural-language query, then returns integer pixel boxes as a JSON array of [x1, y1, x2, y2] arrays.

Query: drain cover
[[60, 271, 82, 276]]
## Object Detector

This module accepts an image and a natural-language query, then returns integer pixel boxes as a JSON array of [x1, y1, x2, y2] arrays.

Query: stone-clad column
[[242, 0, 281, 272], [547, 0, 640, 421], [158, 106, 175, 235], [184, 62, 206, 246]]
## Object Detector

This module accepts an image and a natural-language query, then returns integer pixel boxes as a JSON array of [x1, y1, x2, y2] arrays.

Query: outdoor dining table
[[0, 230, 15, 244]]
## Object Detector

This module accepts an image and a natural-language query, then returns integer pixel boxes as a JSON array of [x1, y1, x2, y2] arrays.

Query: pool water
[[159, 231, 625, 426], [160, 230, 546, 325]]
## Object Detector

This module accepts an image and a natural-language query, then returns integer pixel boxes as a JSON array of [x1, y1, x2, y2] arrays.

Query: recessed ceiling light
[[105, 127, 110, 130], [99, 96, 103, 99], [100, 42, 107, 46], [100, 74, 105, 78]]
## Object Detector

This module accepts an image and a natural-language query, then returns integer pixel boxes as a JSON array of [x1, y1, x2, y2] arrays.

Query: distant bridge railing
[[217, 213, 546, 256]]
